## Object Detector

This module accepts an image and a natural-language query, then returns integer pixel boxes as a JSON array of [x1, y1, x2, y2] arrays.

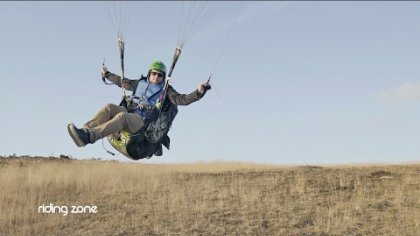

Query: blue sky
[[1, 1, 420, 164]]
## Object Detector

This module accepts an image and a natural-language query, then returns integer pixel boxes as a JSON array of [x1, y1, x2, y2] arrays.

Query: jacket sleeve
[[166, 85, 206, 106], [104, 71, 138, 91]]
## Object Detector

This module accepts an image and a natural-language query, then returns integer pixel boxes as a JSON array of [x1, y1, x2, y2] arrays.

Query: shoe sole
[[67, 123, 86, 147]]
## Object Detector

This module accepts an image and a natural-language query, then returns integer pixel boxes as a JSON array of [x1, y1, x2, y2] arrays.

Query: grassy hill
[[0, 156, 418, 235]]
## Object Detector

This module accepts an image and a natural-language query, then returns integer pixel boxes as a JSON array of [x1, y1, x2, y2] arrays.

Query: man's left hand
[[198, 82, 212, 94]]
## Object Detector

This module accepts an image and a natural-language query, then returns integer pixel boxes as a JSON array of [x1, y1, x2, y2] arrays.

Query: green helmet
[[149, 61, 167, 74]]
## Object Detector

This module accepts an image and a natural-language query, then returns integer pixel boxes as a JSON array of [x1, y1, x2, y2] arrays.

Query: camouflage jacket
[[103, 71, 205, 106]]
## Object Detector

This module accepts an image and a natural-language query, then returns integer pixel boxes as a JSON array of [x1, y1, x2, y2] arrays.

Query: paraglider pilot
[[67, 61, 211, 147]]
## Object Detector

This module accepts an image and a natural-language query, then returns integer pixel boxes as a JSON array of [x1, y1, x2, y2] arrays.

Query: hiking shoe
[[67, 123, 91, 147]]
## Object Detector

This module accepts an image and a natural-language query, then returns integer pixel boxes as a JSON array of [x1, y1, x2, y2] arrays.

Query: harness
[[114, 76, 178, 159], [131, 79, 164, 120]]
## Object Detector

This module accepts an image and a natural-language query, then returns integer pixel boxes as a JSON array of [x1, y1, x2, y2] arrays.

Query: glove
[[101, 65, 108, 77]]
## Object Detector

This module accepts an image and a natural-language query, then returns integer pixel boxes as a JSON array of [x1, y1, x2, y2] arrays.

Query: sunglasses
[[150, 71, 164, 78]]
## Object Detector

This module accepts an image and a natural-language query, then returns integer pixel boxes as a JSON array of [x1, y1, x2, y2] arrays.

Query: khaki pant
[[83, 103, 144, 143]]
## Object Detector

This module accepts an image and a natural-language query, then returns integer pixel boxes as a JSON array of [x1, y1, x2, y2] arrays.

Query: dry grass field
[[0, 156, 418, 236]]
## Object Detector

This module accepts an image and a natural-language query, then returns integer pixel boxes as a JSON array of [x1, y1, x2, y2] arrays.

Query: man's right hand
[[101, 65, 108, 77]]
